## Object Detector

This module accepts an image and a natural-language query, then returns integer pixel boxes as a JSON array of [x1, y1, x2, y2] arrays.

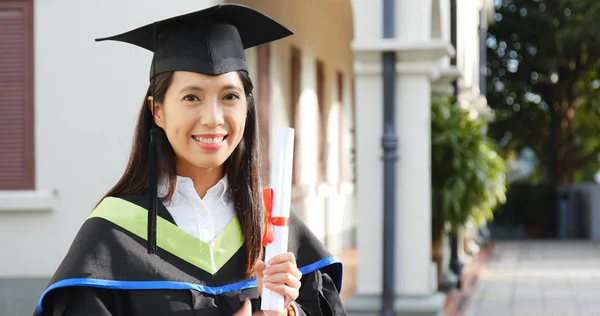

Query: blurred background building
[[0, 0, 495, 315]]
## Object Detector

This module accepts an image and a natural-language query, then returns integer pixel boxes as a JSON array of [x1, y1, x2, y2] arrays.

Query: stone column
[[345, 0, 455, 314]]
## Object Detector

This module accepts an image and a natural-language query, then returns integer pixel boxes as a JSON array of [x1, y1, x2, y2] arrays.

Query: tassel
[[147, 21, 158, 255], [148, 125, 158, 254]]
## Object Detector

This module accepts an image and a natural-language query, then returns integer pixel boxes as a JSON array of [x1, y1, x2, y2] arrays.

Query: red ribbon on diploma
[[262, 188, 290, 247]]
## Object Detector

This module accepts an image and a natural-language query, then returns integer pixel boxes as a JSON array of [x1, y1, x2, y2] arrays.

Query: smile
[[192, 135, 226, 144], [191, 134, 228, 151]]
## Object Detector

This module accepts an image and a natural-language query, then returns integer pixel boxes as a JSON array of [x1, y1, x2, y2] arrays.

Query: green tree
[[431, 98, 507, 247], [486, 0, 600, 184]]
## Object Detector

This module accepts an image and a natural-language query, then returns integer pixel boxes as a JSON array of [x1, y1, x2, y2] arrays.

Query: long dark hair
[[100, 71, 264, 277]]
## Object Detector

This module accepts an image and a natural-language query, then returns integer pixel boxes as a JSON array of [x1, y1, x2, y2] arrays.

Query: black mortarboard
[[94, 3, 293, 254], [96, 3, 293, 78]]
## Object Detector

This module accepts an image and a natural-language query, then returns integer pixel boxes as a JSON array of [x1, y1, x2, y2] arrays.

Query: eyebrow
[[221, 84, 243, 93], [180, 85, 204, 93], [179, 84, 243, 93]]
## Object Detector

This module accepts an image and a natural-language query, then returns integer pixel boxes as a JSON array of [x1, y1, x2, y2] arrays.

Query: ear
[[148, 96, 165, 129]]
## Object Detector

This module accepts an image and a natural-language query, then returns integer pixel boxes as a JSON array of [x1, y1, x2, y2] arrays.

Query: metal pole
[[479, 3, 488, 96], [448, 0, 463, 289], [549, 94, 558, 185], [381, 0, 397, 315], [450, 0, 458, 95]]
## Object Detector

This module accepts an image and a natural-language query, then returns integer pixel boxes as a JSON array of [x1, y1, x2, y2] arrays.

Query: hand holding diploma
[[256, 128, 300, 313], [255, 253, 302, 313]]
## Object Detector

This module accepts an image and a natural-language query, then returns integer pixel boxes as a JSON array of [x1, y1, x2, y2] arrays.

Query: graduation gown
[[34, 193, 346, 315]]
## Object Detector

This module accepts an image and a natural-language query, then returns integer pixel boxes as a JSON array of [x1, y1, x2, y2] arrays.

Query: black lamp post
[[381, 0, 397, 315], [548, 70, 559, 186], [546, 69, 560, 239], [448, 0, 463, 289], [537, 67, 559, 185]]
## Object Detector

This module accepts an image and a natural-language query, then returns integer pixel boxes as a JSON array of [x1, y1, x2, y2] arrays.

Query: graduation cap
[[95, 3, 293, 254]]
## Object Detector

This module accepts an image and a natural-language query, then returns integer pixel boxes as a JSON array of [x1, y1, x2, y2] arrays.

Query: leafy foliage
[[486, 0, 600, 183], [431, 98, 507, 245], [572, 61, 600, 181]]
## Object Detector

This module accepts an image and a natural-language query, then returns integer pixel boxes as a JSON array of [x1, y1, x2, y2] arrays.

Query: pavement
[[463, 240, 600, 316]]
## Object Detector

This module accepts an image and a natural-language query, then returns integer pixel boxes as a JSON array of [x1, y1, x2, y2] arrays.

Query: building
[[0, 0, 493, 315]]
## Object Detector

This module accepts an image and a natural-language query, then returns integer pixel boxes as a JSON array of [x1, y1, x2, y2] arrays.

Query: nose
[[199, 99, 224, 127]]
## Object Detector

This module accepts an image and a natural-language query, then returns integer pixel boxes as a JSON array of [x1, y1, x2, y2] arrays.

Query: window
[[316, 60, 325, 183], [290, 46, 301, 185], [0, 0, 34, 191], [336, 71, 344, 185], [256, 43, 270, 185]]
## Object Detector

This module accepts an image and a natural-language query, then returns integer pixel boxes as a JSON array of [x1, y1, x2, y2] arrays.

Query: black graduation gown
[[33, 193, 346, 316]]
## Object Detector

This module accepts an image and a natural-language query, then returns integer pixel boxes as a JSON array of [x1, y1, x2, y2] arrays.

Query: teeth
[[193, 136, 224, 144]]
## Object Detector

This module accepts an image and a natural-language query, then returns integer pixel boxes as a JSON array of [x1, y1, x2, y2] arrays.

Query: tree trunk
[[556, 97, 576, 184]]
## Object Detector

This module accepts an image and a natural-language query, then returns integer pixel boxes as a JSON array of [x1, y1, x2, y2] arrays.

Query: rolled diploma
[[261, 127, 295, 311]]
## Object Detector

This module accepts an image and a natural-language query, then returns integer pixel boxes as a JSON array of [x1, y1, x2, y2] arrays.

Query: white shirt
[[157, 175, 235, 243], [157, 176, 301, 313]]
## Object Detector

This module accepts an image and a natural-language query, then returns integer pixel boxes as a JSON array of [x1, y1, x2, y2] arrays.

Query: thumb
[[234, 299, 252, 316], [255, 260, 266, 275], [254, 260, 266, 295]]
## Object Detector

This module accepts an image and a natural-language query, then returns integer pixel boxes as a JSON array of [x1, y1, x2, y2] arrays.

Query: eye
[[183, 94, 200, 102], [223, 93, 240, 101]]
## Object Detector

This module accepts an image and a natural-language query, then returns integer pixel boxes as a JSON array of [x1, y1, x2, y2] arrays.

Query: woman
[[33, 3, 345, 316]]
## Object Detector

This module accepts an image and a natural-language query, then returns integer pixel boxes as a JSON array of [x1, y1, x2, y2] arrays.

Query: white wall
[[457, 0, 482, 94], [456, 0, 495, 118], [350, 0, 444, 297], [0, 0, 220, 277]]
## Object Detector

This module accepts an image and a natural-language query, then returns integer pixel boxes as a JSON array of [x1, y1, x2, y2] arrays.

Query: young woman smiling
[[33, 3, 345, 316]]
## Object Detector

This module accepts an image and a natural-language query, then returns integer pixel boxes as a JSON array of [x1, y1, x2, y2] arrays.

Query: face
[[151, 71, 248, 173]]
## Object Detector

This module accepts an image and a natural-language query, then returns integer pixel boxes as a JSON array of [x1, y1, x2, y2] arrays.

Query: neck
[[175, 159, 224, 199]]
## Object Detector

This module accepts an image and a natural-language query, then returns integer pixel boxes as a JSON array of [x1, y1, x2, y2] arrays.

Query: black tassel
[[147, 21, 158, 255], [148, 125, 158, 254]]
